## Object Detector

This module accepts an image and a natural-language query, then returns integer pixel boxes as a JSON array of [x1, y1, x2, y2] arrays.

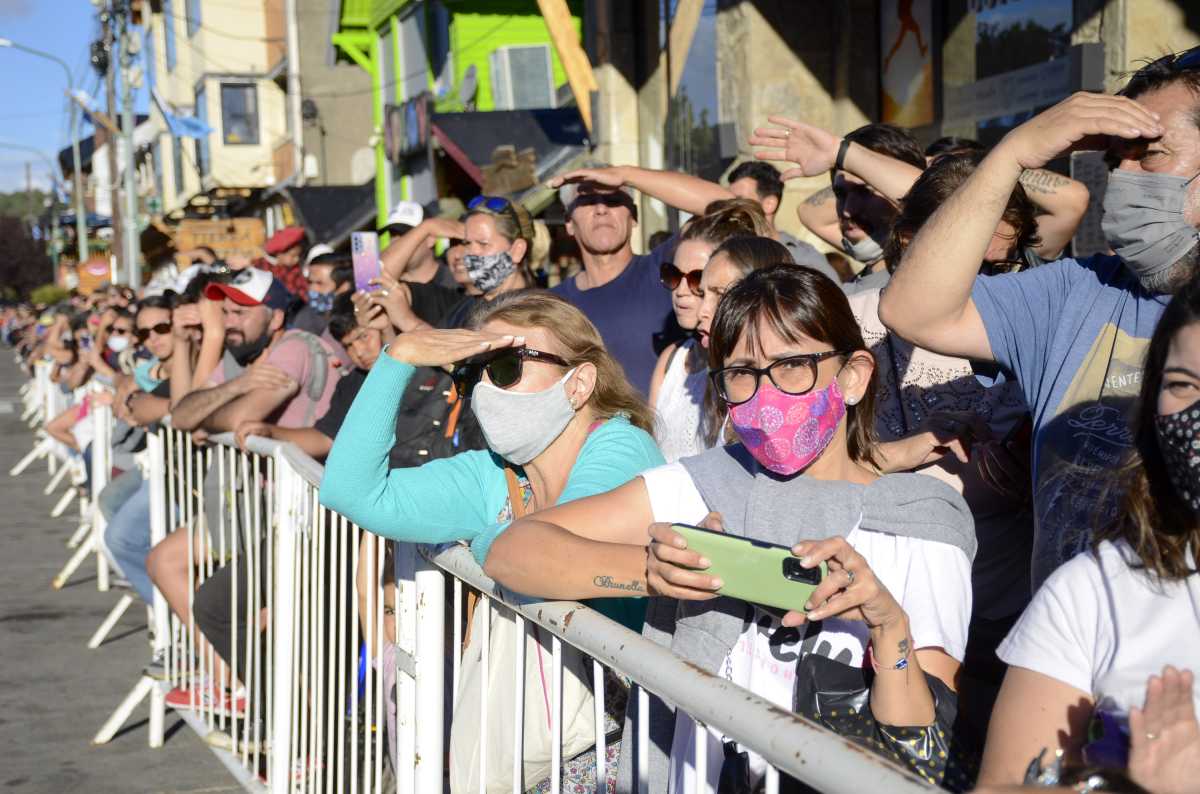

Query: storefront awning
[[282, 179, 377, 249]]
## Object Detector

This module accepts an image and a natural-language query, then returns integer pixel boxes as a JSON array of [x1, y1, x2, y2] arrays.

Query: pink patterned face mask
[[728, 379, 847, 476]]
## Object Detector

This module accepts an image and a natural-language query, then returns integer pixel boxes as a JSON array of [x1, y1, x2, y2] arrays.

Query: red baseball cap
[[204, 267, 292, 311], [264, 226, 306, 255]]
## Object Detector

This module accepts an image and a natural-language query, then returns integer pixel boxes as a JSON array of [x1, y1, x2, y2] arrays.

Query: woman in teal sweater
[[319, 290, 664, 630]]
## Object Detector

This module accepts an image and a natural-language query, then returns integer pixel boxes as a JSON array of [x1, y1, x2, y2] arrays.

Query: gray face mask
[[470, 367, 578, 464], [841, 234, 885, 265], [1101, 169, 1200, 291], [463, 251, 517, 293]]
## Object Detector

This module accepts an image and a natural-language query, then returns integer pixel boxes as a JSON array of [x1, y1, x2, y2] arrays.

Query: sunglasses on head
[[452, 347, 569, 399], [468, 195, 513, 213], [135, 322, 172, 343], [660, 262, 703, 296]]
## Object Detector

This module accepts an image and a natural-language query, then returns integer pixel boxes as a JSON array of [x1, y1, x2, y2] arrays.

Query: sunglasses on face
[[452, 347, 569, 399], [106, 325, 131, 335], [660, 262, 703, 296], [135, 322, 172, 343]]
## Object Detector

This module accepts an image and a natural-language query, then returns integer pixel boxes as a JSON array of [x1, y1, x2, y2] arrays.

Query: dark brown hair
[[707, 265, 879, 466], [882, 153, 1041, 273], [1094, 279, 1200, 579]]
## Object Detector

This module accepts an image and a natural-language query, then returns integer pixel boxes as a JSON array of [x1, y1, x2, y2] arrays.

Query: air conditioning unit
[[489, 45, 555, 110]]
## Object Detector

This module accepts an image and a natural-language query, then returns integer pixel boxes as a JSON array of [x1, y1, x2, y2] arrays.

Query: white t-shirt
[[998, 539, 1200, 716], [639, 463, 973, 794]]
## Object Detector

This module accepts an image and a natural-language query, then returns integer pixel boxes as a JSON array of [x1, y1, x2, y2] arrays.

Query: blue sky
[[0, 0, 145, 194]]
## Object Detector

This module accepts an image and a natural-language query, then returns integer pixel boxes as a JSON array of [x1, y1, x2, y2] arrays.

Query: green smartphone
[[672, 524, 827, 612]]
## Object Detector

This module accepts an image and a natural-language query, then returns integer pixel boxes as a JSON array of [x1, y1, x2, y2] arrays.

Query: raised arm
[[1017, 168, 1091, 259], [381, 217, 465, 281], [879, 93, 1162, 361], [548, 165, 733, 217], [796, 186, 842, 248]]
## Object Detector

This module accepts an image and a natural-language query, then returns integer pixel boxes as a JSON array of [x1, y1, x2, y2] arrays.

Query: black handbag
[[787, 652, 978, 792]]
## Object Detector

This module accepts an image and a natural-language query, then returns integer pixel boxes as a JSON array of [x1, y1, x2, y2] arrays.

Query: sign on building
[[173, 218, 266, 266], [880, 0, 934, 127]]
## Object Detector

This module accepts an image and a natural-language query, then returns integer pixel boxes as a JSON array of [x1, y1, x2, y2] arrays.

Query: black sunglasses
[[660, 262, 703, 296], [105, 325, 131, 335], [135, 322, 173, 343], [452, 347, 569, 399]]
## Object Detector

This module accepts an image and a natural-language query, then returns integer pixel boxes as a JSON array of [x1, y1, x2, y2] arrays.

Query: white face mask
[[106, 335, 130, 353], [470, 368, 578, 465], [841, 234, 885, 265]]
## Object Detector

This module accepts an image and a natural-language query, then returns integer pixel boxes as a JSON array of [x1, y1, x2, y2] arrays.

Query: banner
[[880, 0, 934, 127], [152, 87, 214, 140]]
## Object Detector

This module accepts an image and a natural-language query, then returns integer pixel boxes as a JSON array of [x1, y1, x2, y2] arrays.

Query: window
[[163, 0, 177, 71], [194, 84, 209, 175], [220, 83, 259, 145], [186, 0, 202, 37], [489, 45, 554, 110], [172, 135, 184, 199]]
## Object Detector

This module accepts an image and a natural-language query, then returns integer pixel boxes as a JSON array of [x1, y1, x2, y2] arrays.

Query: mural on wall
[[880, 0, 934, 127]]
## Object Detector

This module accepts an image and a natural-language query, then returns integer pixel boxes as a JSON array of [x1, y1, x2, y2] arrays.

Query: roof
[[430, 107, 589, 187], [56, 113, 151, 175], [282, 179, 377, 249]]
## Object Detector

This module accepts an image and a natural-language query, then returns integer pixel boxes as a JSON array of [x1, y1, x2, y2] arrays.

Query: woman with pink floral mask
[[484, 265, 976, 790]]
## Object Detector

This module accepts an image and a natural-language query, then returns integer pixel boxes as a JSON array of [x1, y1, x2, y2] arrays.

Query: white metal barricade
[[25, 401, 936, 794]]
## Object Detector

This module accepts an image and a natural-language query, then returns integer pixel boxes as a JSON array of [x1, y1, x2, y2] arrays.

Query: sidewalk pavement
[[0, 356, 237, 794]]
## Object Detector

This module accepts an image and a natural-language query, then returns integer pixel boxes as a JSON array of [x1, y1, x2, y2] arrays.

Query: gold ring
[[1146, 732, 1158, 741]]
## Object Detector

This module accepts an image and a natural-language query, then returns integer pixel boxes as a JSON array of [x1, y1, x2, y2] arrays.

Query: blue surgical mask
[[307, 290, 335, 313]]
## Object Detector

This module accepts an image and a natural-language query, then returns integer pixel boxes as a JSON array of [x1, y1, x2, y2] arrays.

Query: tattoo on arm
[[898, 637, 910, 657], [593, 575, 645, 593], [804, 186, 835, 206], [1019, 169, 1070, 195]]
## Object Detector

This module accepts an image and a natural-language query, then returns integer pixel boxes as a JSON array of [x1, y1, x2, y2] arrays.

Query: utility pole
[[102, 9, 123, 284], [116, 2, 140, 290]]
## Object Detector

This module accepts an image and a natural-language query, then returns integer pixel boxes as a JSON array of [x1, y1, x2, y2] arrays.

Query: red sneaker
[[165, 683, 247, 718]]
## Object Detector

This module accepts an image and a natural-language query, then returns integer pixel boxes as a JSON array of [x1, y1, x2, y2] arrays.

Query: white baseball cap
[[304, 243, 335, 267], [383, 200, 424, 229]]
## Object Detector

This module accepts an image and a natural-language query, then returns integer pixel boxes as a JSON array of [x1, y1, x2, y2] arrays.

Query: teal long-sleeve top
[[319, 352, 665, 630]]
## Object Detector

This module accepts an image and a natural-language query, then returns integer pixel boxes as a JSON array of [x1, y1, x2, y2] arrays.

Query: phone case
[[672, 524, 827, 612], [351, 232, 381, 292]]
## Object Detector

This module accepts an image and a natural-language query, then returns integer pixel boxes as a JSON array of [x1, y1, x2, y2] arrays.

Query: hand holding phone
[[658, 524, 827, 612], [351, 232, 382, 293]]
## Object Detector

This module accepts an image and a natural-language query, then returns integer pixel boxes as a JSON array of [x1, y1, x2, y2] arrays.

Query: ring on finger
[[845, 569, 855, 586], [1146, 732, 1158, 741]]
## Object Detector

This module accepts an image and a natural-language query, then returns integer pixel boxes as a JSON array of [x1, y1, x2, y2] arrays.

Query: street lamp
[[0, 37, 90, 264]]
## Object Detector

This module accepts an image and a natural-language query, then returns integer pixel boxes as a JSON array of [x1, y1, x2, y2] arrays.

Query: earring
[[846, 395, 859, 406]]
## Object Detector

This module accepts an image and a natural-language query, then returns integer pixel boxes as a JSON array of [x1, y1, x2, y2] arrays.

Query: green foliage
[[30, 284, 70, 306], [0, 217, 53, 298], [0, 190, 50, 219]]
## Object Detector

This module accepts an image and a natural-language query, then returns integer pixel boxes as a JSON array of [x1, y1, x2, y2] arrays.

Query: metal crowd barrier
[[17, 384, 935, 794]]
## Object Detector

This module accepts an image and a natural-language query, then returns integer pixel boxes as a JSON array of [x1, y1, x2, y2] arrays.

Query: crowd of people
[[6, 45, 1200, 794]]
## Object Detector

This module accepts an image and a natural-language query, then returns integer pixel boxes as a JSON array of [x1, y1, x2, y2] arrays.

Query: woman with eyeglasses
[[320, 290, 662, 791], [648, 199, 770, 462], [482, 265, 975, 790]]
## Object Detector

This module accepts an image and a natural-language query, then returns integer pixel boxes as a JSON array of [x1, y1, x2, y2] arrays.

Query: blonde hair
[[470, 291, 655, 433]]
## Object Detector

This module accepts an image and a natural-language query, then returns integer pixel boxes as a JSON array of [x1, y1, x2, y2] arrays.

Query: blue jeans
[[98, 468, 144, 522], [104, 478, 154, 604]]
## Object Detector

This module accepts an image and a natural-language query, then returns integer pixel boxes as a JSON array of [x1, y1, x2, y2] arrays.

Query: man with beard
[[878, 47, 1199, 589], [169, 267, 341, 433]]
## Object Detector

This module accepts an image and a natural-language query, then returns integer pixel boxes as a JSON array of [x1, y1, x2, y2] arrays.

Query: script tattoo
[[1019, 169, 1071, 195], [804, 186, 835, 206], [593, 575, 645, 593]]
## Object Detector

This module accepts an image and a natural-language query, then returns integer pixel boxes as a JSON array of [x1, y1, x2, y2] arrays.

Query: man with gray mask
[[879, 47, 1199, 589]]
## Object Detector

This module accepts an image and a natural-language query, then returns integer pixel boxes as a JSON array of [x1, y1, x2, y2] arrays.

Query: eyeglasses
[[105, 325, 131, 336], [452, 347, 570, 399], [135, 322, 173, 343], [711, 350, 848, 406], [660, 262, 703, 296]]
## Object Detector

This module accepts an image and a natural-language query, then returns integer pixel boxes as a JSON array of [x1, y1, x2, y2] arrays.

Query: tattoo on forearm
[[593, 575, 645, 593], [804, 186, 834, 206], [897, 637, 910, 657], [1019, 169, 1070, 195]]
